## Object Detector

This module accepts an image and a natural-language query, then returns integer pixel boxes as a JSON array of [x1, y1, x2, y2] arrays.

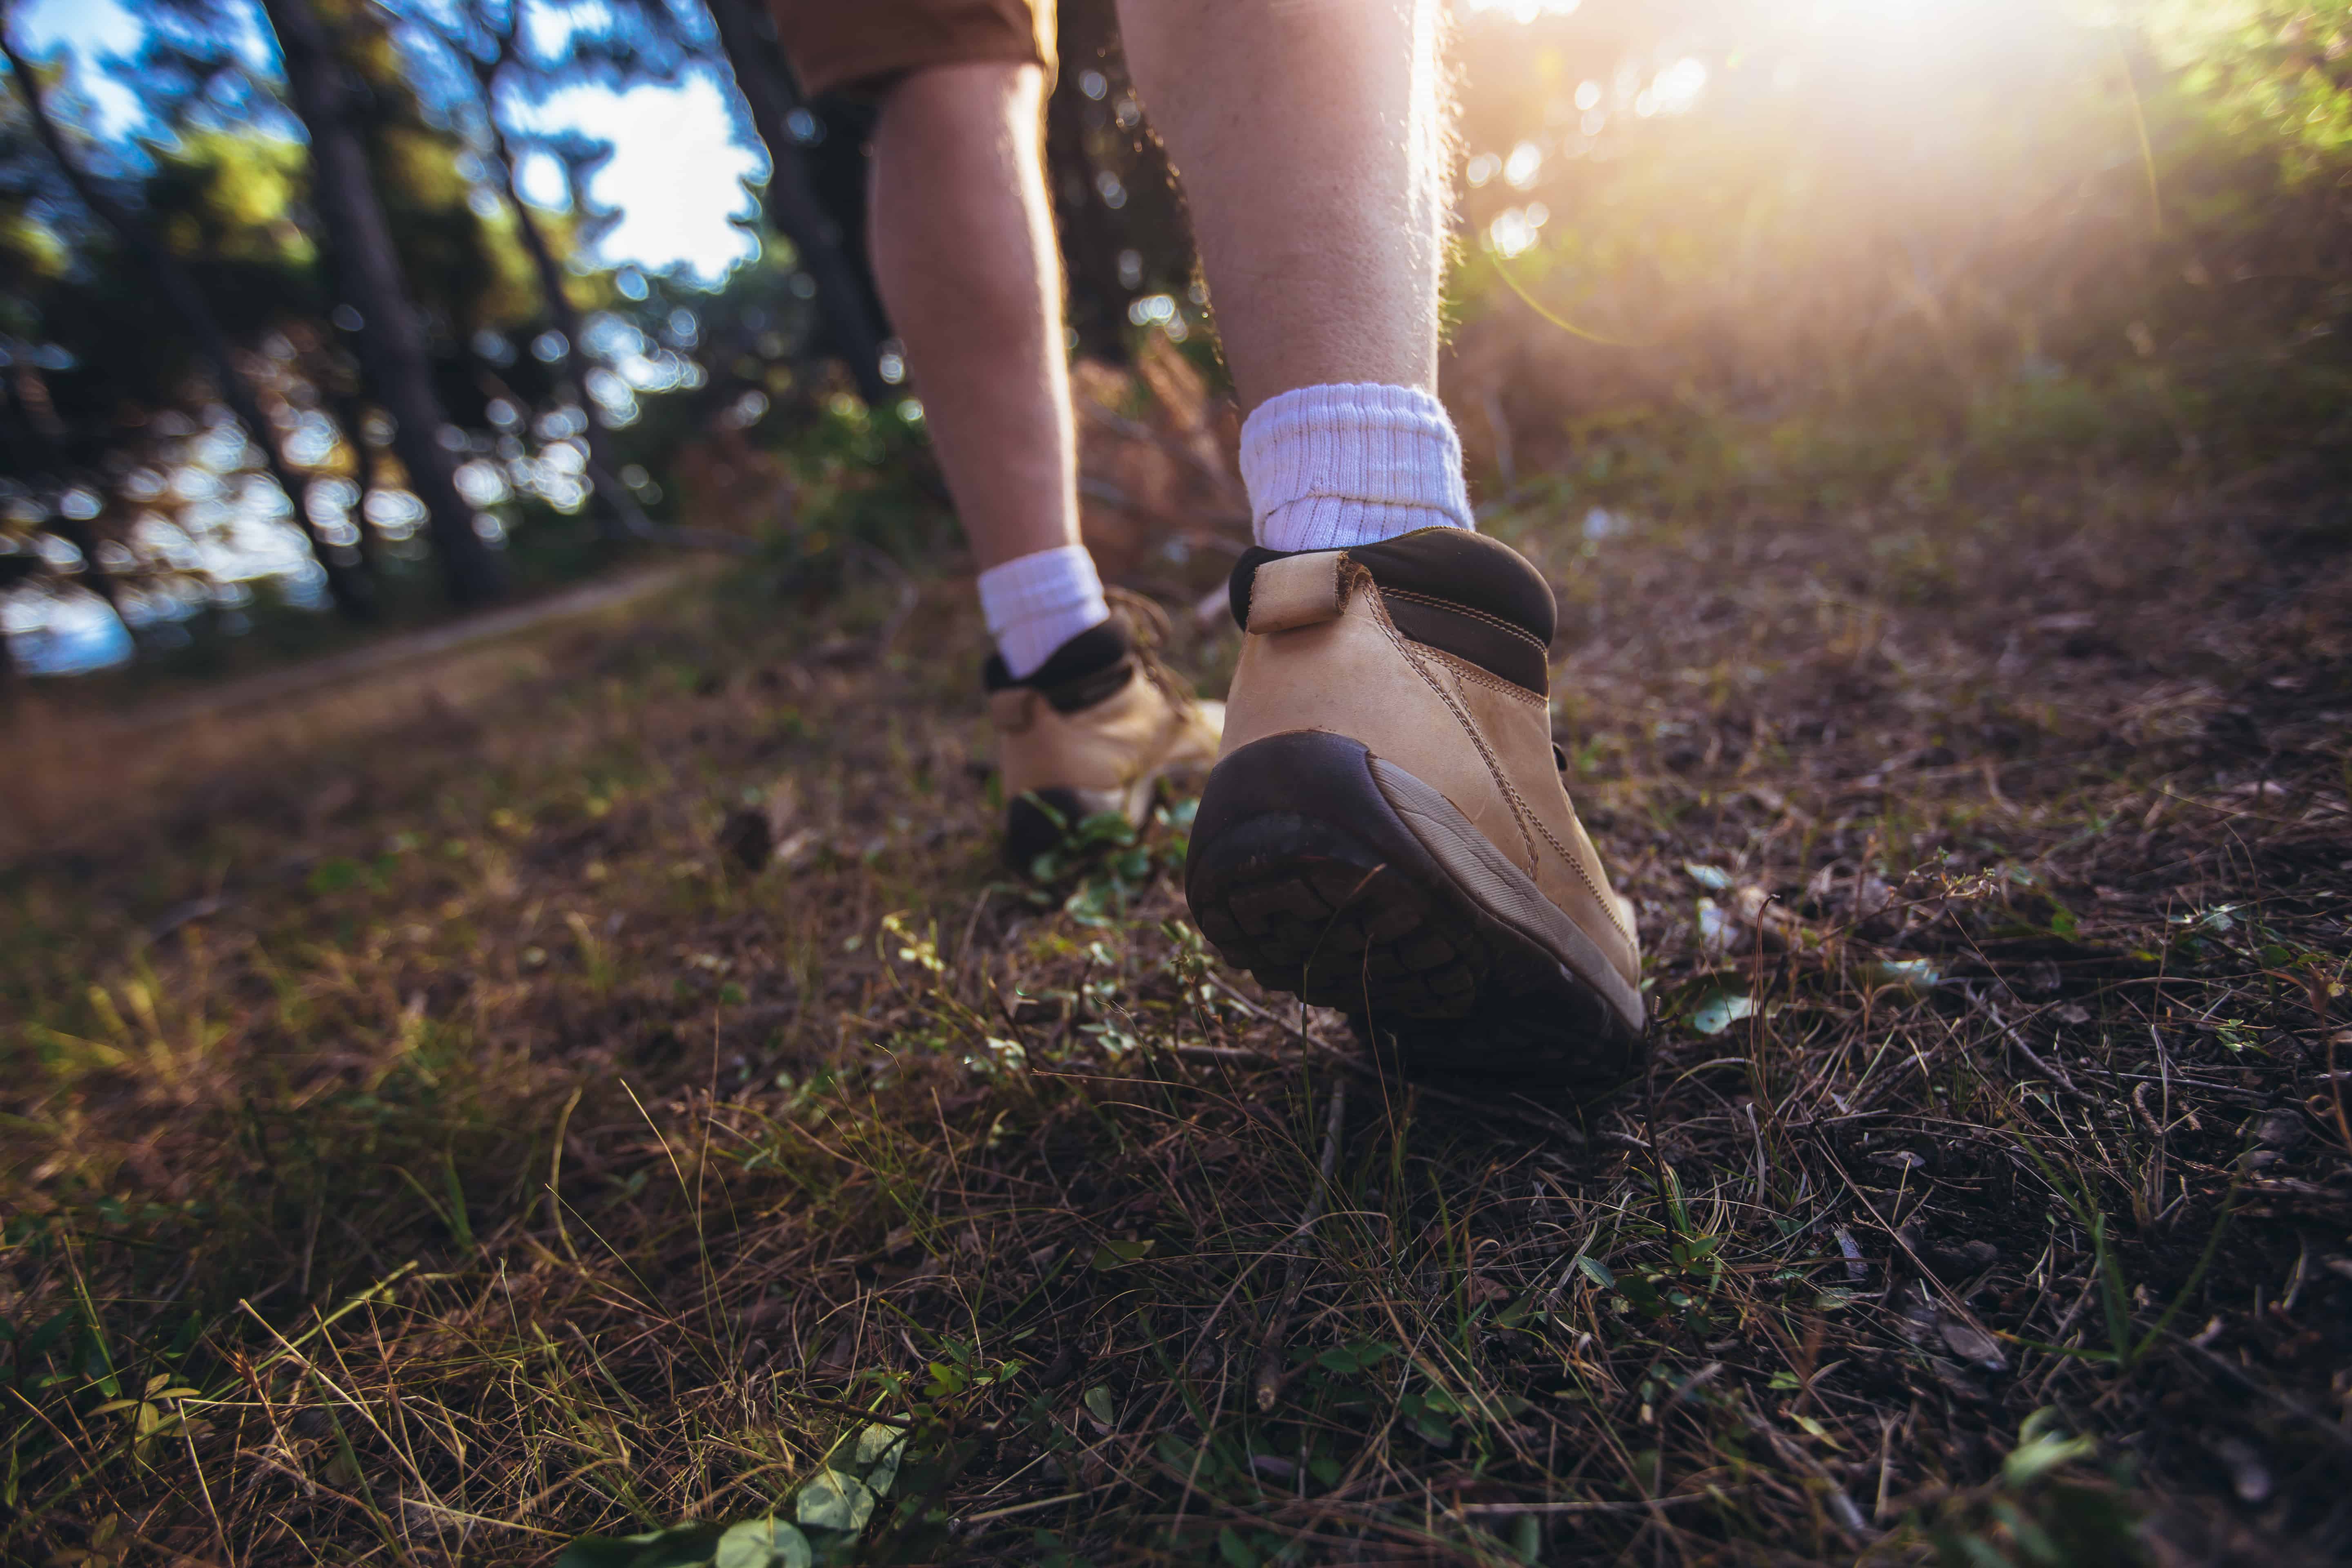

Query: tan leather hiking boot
[[1184, 528, 1644, 1087], [987, 601, 1223, 869]]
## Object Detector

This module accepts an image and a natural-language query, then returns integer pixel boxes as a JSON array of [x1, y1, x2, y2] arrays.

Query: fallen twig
[[1978, 993, 2092, 1102], [1453, 1488, 1748, 1516]]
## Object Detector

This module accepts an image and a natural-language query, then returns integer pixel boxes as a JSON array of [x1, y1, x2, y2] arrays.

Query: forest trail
[[0, 558, 717, 863], [3, 476, 2347, 1566], [51, 557, 709, 742]]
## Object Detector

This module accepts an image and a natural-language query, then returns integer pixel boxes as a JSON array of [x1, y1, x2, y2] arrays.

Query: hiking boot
[[987, 597, 1224, 869], [1184, 528, 1645, 1088]]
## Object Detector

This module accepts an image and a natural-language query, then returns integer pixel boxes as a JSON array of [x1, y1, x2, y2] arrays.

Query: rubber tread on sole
[[1185, 730, 1647, 1091]]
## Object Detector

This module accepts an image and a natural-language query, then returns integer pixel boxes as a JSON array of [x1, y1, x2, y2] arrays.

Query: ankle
[[1238, 383, 1474, 553], [978, 543, 1111, 679]]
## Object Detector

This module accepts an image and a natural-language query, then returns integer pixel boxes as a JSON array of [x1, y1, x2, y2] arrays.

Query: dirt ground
[[2, 468, 2348, 1565]]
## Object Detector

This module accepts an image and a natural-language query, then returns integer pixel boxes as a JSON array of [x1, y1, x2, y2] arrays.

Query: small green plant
[[1922, 1410, 2147, 1567], [556, 1421, 908, 1568], [1016, 795, 1195, 928], [2004, 1130, 2244, 1372]]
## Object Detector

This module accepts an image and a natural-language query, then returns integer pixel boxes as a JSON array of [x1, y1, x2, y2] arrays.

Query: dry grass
[[3, 468, 2348, 1566]]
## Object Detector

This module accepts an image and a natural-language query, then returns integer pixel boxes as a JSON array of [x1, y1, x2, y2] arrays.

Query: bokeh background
[[4, 9, 2350, 1563], [0, 0, 2345, 681]]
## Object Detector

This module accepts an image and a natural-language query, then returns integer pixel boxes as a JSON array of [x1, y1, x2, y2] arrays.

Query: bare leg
[[1113, 0, 1450, 412], [1139, 2, 1641, 1075], [863, 55, 1213, 860], [868, 62, 1078, 569]]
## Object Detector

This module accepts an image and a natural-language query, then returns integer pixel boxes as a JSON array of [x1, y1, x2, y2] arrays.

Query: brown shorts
[[769, 0, 1056, 98]]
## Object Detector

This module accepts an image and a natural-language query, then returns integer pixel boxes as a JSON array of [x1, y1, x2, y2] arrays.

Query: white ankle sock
[[978, 543, 1110, 679], [1238, 382, 1475, 552]]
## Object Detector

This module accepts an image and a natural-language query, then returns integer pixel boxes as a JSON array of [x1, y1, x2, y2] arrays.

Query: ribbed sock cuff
[[1238, 382, 1475, 552], [977, 543, 1110, 679]]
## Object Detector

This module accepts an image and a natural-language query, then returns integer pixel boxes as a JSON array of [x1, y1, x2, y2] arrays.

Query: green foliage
[[1446, 0, 2352, 496], [1017, 797, 1196, 928], [2162, 0, 2352, 177], [762, 395, 948, 580], [148, 127, 314, 270], [1925, 1411, 2148, 1567]]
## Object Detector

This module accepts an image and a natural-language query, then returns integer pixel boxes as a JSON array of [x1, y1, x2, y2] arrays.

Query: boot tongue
[[982, 616, 1136, 710]]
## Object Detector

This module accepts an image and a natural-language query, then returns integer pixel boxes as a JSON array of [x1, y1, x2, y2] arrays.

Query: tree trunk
[[329, 383, 387, 584], [1, 24, 380, 622], [256, 0, 505, 607], [702, 0, 893, 408], [0, 357, 126, 615], [0, 543, 27, 699], [474, 89, 653, 544]]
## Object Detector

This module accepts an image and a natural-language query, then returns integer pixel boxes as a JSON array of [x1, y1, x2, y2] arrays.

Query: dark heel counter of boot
[[1005, 788, 1085, 871]]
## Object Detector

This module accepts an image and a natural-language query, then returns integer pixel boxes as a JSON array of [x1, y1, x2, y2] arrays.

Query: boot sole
[[1185, 731, 1647, 1090]]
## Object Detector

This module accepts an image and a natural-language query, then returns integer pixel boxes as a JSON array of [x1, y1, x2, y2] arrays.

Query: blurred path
[[1, 559, 723, 864], [82, 560, 711, 741]]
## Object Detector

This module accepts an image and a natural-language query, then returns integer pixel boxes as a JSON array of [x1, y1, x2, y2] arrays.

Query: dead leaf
[[1937, 1316, 2008, 1372]]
